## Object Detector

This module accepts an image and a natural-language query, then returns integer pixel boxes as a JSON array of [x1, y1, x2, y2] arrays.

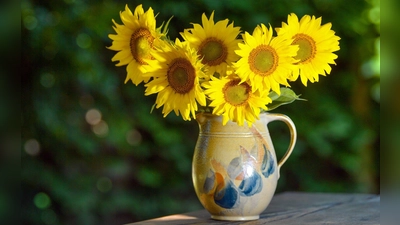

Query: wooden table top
[[126, 191, 380, 225]]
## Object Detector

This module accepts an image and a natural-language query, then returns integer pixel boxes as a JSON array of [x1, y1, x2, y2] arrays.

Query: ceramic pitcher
[[192, 112, 297, 221]]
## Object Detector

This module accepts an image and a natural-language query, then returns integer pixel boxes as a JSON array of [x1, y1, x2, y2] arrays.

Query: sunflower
[[180, 12, 241, 77], [234, 24, 299, 95], [276, 13, 340, 86], [142, 39, 206, 121], [108, 4, 167, 85], [203, 73, 271, 126]]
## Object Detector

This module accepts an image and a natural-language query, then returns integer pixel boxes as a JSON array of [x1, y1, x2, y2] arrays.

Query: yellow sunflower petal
[[203, 75, 271, 126], [234, 23, 298, 94], [143, 39, 206, 121], [108, 4, 168, 85], [180, 12, 241, 76], [276, 13, 340, 86]]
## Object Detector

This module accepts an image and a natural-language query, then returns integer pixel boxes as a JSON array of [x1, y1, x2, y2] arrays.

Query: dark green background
[[19, 0, 379, 224]]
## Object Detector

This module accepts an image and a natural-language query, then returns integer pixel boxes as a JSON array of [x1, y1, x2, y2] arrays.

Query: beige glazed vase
[[192, 113, 297, 221]]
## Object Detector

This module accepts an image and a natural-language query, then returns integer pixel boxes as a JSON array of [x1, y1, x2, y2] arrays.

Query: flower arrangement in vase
[[108, 4, 340, 126], [108, 4, 340, 221]]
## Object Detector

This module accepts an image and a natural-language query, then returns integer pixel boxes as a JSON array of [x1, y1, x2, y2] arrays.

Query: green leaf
[[158, 16, 174, 38], [265, 87, 305, 111], [150, 103, 156, 114]]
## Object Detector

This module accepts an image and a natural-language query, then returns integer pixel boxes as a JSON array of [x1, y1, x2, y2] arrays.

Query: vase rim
[[195, 112, 270, 123]]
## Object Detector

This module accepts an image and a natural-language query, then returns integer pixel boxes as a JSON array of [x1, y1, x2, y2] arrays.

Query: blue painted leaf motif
[[214, 178, 239, 209], [207, 159, 239, 209], [227, 146, 257, 180], [261, 144, 275, 178], [226, 146, 263, 197], [227, 157, 242, 180], [203, 169, 215, 194], [238, 171, 262, 196]]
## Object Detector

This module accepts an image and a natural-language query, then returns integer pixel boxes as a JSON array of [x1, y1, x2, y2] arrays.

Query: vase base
[[211, 215, 259, 221]]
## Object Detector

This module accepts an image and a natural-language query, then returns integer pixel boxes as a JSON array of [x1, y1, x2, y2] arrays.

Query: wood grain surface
[[126, 192, 380, 225]]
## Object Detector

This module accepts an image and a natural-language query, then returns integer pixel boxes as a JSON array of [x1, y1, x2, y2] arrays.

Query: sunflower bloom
[[203, 74, 271, 126], [142, 39, 206, 121], [276, 13, 340, 86], [108, 4, 167, 85], [180, 12, 241, 77], [234, 24, 299, 95]]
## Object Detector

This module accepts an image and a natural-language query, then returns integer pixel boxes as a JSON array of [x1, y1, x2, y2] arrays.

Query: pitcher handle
[[264, 113, 297, 169]]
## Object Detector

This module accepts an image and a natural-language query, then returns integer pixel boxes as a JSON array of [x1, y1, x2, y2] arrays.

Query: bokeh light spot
[[23, 15, 38, 30], [41, 209, 57, 225], [76, 33, 92, 49], [40, 73, 55, 88], [24, 139, 40, 156], [92, 120, 109, 137], [34, 192, 51, 209], [126, 129, 142, 146], [85, 109, 101, 125]]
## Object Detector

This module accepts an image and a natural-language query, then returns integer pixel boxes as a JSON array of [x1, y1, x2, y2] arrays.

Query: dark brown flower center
[[130, 28, 155, 65], [292, 33, 316, 63], [167, 58, 196, 94], [223, 79, 251, 106], [198, 37, 228, 66], [248, 45, 278, 76]]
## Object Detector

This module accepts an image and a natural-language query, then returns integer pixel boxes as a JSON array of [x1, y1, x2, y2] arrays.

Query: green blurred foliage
[[381, 0, 400, 197], [21, 0, 379, 224], [381, 1, 400, 223], [1, 0, 20, 224]]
